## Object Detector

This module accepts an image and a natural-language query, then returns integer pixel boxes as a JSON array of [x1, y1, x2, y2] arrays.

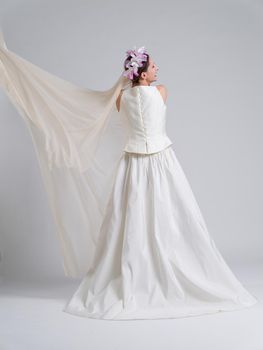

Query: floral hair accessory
[[123, 46, 148, 80]]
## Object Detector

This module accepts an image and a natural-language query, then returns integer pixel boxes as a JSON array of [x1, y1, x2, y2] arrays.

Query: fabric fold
[[0, 30, 132, 277]]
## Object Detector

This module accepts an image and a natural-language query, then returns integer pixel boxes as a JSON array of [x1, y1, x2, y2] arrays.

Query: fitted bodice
[[120, 85, 173, 154]]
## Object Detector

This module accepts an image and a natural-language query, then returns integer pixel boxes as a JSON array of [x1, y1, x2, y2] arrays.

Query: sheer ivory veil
[[0, 30, 133, 278]]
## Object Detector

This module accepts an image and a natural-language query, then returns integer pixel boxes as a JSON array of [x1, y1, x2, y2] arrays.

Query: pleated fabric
[[63, 146, 258, 320]]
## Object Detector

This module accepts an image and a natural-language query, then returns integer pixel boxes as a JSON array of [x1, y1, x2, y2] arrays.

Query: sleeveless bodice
[[120, 85, 173, 154]]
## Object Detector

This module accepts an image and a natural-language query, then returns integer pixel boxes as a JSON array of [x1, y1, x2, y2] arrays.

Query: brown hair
[[123, 54, 150, 86]]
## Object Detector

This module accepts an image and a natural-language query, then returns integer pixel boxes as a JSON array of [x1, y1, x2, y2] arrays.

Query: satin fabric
[[63, 147, 257, 319], [121, 85, 173, 154]]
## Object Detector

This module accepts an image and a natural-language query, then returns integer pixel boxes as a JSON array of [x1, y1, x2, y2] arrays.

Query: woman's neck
[[132, 82, 151, 87]]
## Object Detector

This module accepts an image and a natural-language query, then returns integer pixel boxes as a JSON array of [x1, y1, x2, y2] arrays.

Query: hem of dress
[[62, 298, 258, 321]]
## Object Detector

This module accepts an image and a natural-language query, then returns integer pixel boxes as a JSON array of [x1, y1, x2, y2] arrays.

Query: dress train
[[63, 146, 258, 320]]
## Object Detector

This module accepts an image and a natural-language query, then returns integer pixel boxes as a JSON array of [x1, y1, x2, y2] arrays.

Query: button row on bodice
[[121, 86, 173, 154]]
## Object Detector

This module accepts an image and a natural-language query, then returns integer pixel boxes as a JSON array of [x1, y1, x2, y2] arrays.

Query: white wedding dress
[[0, 32, 258, 320], [63, 86, 258, 320]]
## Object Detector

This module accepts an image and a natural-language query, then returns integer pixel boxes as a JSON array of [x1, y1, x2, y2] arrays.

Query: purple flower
[[123, 46, 148, 80]]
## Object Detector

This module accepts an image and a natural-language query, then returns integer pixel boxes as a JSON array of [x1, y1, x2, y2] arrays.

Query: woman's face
[[145, 57, 159, 82]]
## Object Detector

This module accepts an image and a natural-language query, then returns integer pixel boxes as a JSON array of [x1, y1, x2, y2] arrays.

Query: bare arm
[[116, 90, 123, 112], [156, 84, 168, 104]]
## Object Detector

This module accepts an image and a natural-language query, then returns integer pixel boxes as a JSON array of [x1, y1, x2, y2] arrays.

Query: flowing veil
[[0, 31, 132, 278]]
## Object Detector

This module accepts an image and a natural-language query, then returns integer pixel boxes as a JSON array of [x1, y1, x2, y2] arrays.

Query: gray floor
[[0, 262, 262, 350]]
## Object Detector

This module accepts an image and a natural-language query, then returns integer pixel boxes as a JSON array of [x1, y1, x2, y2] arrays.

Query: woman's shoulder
[[116, 84, 168, 112], [156, 84, 167, 93], [155, 84, 168, 104]]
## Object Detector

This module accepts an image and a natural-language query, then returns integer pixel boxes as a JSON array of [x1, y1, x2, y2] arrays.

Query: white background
[[0, 1, 262, 349], [0, 0, 262, 281]]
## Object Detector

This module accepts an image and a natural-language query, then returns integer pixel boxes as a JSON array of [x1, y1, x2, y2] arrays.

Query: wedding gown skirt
[[63, 145, 258, 320]]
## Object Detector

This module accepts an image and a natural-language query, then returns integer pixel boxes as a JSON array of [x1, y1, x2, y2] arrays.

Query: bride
[[0, 35, 258, 320]]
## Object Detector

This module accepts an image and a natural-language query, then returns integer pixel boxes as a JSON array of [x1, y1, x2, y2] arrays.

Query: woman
[[0, 37, 258, 320]]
